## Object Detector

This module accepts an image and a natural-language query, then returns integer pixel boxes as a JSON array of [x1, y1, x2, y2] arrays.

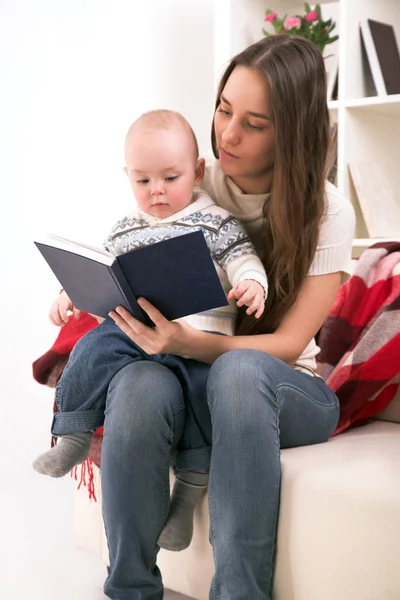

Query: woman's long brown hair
[[212, 35, 330, 335]]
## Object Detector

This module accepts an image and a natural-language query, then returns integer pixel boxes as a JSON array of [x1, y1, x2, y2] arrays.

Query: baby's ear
[[123, 166, 128, 176], [194, 158, 206, 186]]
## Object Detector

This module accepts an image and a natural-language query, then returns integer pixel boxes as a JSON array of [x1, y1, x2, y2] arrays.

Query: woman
[[102, 35, 355, 599]]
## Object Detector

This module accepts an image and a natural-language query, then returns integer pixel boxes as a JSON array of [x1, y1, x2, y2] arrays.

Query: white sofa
[[75, 391, 400, 600]]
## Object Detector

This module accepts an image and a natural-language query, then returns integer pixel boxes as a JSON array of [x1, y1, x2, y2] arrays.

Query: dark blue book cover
[[35, 231, 228, 322]]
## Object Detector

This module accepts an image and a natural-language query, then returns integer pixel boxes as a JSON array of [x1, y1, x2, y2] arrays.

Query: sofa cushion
[[157, 420, 400, 600], [75, 420, 400, 599], [375, 386, 400, 424]]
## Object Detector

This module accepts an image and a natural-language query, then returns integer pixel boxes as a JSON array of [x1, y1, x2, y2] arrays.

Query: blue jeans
[[51, 318, 211, 471], [102, 349, 339, 600]]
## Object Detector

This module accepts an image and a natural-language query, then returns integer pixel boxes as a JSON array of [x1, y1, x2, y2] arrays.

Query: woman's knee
[[207, 349, 279, 416], [105, 361, 185, 439]]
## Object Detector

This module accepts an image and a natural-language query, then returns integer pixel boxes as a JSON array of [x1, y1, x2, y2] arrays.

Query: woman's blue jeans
[[101, 349, 339, 600]]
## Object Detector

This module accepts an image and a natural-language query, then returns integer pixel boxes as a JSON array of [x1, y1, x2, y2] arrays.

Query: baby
[[33, 110, 268, 551]]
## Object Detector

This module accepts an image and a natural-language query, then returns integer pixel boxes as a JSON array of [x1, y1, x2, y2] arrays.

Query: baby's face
[[125, 127, 202, 219]]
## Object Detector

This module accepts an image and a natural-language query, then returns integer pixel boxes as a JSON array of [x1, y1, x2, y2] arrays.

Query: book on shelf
[[327, 123, 338, 185], [34, 231, 228, 323], [325, 55, 339, 102], [348, 161, 400, 238], [360, 19, 400, 96], [322, 1, 340, 102]]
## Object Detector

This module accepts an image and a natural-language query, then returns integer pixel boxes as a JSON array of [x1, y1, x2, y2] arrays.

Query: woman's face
[[214, 66, 275, 193]]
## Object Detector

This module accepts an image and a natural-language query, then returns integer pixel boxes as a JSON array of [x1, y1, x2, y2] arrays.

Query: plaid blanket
[[316, 242, 400, 435], [32, 243, 400, 496]]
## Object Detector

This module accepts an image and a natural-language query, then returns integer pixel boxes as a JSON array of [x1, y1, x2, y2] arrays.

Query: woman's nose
[[222, 123, 240, 145]]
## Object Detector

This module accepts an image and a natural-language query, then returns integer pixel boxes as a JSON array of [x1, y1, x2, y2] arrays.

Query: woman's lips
[[220, 147, 239, 159]]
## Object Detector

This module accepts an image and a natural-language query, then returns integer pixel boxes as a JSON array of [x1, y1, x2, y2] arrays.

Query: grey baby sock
[[158, 470, 209, 551], [32, 431, 93, 478]]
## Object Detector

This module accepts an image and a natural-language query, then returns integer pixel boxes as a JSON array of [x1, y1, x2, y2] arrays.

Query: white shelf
[[353, 237, 400, 248], [345, 94, 400, 117]]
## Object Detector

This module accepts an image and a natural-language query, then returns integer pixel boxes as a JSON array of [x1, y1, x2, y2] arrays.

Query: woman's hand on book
[[108, 299, 194, 357], [49, 290, 81, 326]]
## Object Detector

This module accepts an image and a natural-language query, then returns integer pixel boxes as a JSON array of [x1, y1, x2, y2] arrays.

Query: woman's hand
[[108, 298, 194, 357], [49, 290, 81, 326]]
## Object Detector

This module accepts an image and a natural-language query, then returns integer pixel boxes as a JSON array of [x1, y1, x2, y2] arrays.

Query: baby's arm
[[49, 290, 81, 326], [212, 217, 268, 319], [226, 255, 268, 319], [49, 290, 105, 326], [227, 279, 265, 319]]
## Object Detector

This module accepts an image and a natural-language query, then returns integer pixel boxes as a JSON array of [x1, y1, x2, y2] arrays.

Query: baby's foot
[[33, 432, 93, 478], [158, 473, 208, 551]]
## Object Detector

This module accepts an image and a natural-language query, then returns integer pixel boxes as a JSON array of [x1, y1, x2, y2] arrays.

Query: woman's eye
[[218, 107, 230, 116], [165, 176, 179, 182], [137, 179, 149, 184], [247, 122, 264, 131]]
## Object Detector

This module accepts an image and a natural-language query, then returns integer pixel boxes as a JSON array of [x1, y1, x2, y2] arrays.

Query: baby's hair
[[125, 109, 199, 159]]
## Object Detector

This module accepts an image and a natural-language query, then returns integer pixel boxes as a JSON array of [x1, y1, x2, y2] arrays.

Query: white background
[[0, 1, 214, 597]]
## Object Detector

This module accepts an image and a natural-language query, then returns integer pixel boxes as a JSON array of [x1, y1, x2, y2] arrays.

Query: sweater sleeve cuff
[[237, 270, 269, 299], [308, 242, 353, 281]]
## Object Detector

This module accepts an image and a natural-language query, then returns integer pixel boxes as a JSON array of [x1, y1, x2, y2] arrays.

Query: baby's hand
[[90, 314, 106, 324], [228, 280, 265, 319], [49, 290, 81, 326]]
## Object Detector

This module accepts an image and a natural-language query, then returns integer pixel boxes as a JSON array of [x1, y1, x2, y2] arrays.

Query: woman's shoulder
[[324, 181, 353, 216], [308, 181, 355, 279], [322, 181, 355, 234]]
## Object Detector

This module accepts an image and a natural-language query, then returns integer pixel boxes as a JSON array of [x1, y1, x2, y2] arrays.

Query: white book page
[[35, 233, 115, 266]]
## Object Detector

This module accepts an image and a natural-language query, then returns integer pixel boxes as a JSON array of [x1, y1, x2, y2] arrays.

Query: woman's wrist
[[182, 327, 235, 363]]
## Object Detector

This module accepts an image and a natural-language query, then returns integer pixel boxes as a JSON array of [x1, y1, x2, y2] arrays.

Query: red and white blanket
[[32, 242, 400, 496], [316, 241, 400, 435]]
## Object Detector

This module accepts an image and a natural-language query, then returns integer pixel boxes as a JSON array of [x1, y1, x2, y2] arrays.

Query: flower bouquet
[[263, 3, 338, 54]]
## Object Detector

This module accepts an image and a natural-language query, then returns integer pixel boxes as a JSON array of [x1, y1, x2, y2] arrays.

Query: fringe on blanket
[[71, 457, 97, 502]]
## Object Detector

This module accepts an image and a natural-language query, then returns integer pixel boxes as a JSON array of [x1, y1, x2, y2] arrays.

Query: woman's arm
[[181, 272, 342, 364], [110, 272, 342, 365]]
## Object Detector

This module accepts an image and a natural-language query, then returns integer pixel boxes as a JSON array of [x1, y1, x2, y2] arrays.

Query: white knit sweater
[[104, 190, 268, 336], [201, 160, 355, 372]]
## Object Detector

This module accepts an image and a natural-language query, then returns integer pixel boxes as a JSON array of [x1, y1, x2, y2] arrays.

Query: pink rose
[[304, 10, 318, 22], [265, 12, 278, 22], [285, 17, 301, 30]]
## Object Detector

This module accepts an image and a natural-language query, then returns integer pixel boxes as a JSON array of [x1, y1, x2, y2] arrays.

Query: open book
[[35, 231, 228, 323]]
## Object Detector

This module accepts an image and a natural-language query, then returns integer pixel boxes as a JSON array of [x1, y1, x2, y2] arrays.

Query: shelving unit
[[214, 0, 400, 256]]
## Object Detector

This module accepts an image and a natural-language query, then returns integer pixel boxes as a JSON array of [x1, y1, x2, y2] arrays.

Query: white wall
[[0, 0, 214, 595]]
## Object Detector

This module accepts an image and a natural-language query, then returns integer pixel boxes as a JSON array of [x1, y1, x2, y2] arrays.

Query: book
[[348, 161, 400, 238], [327, 123, 338, 185], [322, 1, 340, 102], [360, 19, 400, 96], [326, 54, 339, 102], [35, 231, 229, 323]]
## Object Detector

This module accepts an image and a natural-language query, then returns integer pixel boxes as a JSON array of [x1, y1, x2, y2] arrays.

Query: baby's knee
[[106, 361, 185, 434]]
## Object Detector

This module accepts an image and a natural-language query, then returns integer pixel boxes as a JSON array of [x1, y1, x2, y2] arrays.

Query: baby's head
[[124, 110, 205, 218]]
